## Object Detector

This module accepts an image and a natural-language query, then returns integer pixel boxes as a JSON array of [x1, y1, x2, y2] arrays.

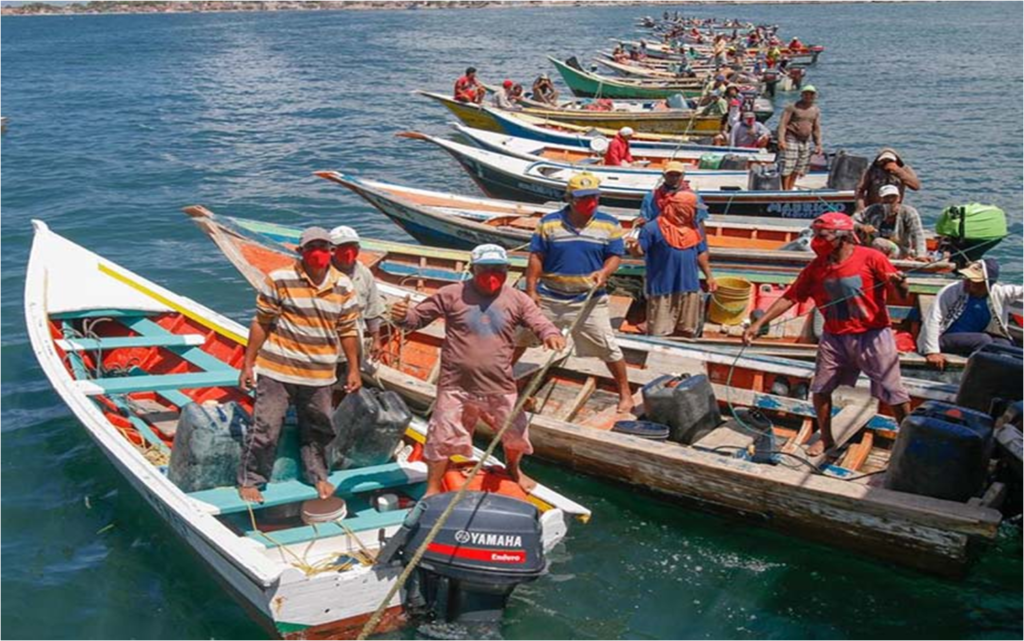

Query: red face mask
[[302, 247, 332, 271], [333, 245, 359, 266], [573, 196, 599, 221], [810, 236, 836, 258], [473, 271, 507, 296]]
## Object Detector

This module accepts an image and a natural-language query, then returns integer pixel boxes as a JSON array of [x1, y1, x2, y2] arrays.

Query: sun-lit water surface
[[2, 3, 1021, 639]]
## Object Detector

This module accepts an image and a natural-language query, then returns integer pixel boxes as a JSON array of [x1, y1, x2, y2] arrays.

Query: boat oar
[[356, 280, 604, 640], [395, 131, 431, 142]]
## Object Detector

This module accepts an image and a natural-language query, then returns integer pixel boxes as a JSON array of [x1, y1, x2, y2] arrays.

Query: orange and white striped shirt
[[254, 262, 359, 387]]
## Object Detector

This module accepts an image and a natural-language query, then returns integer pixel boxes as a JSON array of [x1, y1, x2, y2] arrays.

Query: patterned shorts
[[423, 388, 533, 462], [780, 137, 812, 176]]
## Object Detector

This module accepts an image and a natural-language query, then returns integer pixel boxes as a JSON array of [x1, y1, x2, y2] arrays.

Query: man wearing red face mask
[[743, 212, 911, 457], [329, 225, 385, 369], [237, 227, 363, 505], [391, 244, 565, 496], [516, 172, 635, 414]]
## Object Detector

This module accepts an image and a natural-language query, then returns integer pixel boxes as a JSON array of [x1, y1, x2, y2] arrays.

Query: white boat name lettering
[[456, 531, 523, 547]]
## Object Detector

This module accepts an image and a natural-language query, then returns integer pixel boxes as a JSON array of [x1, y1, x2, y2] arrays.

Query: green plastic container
[[699, 153, 723, 170]]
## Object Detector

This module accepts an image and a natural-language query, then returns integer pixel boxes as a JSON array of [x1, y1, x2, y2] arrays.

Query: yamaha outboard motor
[[379, 491, 545, 626]]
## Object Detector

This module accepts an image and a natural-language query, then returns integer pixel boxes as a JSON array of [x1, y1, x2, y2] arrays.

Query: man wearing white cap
[[730, 110, 771, 148], [391, 244, 565, 495], [532, 73, 558, 106], [237, 227, 362, 504], [604, 126, 635, 166], [919, 258, 1022, 369], [854, 148, 921, 212], [852, 184, 927, 260], [329, 225, 386, 362]]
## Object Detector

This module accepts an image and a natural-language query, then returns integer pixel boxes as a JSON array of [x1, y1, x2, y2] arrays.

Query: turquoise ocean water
[[1, 3, 1021, 638]]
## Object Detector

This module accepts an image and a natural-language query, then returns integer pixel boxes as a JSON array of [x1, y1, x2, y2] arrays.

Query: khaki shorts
[[517, 295, 623, 362], [647, 292, 703, 337]]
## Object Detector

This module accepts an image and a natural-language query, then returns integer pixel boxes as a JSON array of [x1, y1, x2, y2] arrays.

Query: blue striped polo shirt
[[529, 206, 625, 301]]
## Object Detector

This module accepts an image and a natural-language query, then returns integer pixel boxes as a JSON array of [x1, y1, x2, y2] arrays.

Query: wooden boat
[[418, 90, 725, 137], [617, 39, 823, 66], [453, 123, 779, 171], [370, 335, 999, 577], [473, 103, 777, 155], [185, 203, 965, 375], [549, 56, 726, 100], [401, 131, 855, 217], [313, 171, 953, 271], [177, 210, 1003, 575], [25, 220, 589, 639]]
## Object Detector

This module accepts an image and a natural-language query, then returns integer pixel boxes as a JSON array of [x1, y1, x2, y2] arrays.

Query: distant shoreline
[[0, 0, 915, 18]]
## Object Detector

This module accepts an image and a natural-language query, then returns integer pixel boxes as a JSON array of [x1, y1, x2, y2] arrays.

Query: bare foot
[[315, 480, 336, 500], [422, 487, 442, 498], [616, 396, 635, 414], [238, 485, 264, 504], [511, 471, 538, 494]]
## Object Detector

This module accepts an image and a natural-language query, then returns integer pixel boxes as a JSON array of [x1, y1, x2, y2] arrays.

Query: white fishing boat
[[25, 220, 589, 639], [402, 131, 853, 218]]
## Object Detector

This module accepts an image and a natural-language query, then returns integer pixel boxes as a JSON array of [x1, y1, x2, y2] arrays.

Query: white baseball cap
[[878, 184, 900, 199], [470, 243, 509, 265], [329, 225, 360, 245], [619, 126, 635, 137]]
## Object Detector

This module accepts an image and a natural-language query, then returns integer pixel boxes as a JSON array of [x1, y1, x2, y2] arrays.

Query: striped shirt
[[255, 262, 359, 387], [529, 206, 624, 302]]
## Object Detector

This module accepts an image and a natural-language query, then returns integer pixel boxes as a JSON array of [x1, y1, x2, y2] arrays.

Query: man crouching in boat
[[743, 212, 911, 457], [390, 244, 565, 496], [236, 227, 363, 504]]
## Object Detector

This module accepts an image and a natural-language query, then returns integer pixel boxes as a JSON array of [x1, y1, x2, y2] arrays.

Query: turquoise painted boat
[[548, 56, 707, 100]]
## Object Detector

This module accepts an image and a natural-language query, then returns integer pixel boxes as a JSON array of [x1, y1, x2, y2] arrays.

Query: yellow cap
[[565, 172, 602, 197], [664, 161, 687, 175]]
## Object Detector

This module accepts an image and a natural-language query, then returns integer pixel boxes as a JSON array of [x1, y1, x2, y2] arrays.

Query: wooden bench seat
[[188, 462, 415, 515], [76, 371, 240, 396], [244, 504, 411, 548], [57, 334, 206, 351]]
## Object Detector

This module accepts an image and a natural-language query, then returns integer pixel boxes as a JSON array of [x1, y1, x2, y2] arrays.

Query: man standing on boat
[[777, 85, 822, 190], [390, 244, 565, 496], [853, 185, 928, 260], [639, 161, 709, 225], [628, 189, 717, 337], [516, 173, 635, 414], [237, 227, 363, 504], [604, 127, 635, 166], [454, 66, 485, 104], [918, 259, 1023, 369], [854, 148, 921, 212], [742, 212, 911, 457], [329, 225, 386, 366]]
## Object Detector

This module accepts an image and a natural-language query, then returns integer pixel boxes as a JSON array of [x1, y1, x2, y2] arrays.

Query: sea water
[[2, 3, 1021, 638]]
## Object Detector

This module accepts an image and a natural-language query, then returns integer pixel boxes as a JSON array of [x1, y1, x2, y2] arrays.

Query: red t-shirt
[[453, 76, 479, 102], [604, 135, 634, 165], [784, 246, 897, 335]]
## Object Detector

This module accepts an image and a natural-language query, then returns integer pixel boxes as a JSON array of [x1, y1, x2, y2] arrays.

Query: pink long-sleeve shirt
[[402, 283, 561, 395]]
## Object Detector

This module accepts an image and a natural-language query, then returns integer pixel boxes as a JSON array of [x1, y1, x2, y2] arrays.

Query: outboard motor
[[380, 491, 545, 626]]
